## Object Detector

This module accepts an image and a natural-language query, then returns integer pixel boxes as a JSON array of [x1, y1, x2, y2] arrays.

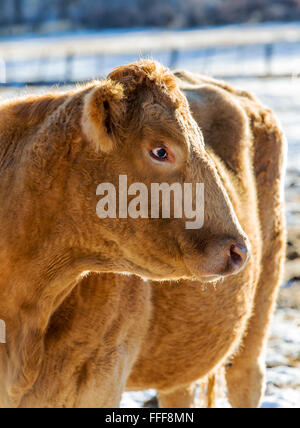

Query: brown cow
[[36, 70, 285, 409], [126, 72, 286, 408], [0, 61, 250, 408], [44, 71, 285, 409]]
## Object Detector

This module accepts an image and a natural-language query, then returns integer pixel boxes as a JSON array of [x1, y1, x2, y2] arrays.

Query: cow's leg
[[158, 383, 196, 408], [226, 104, 286, 409], [226, 247, 285, 408]]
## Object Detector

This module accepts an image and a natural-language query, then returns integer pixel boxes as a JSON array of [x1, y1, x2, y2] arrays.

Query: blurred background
[[1, 0, 300, 82], [0, 0, 299, 409]]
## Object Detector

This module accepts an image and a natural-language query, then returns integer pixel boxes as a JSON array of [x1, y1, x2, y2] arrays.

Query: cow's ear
[[81, 80, 125, 153]]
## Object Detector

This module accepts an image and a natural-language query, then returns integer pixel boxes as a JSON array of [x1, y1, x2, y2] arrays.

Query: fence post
[[265, 43, 274, 77], [169, 49, 179, 69], [0, 58, 6, 83], [65, 53, 74, 82]]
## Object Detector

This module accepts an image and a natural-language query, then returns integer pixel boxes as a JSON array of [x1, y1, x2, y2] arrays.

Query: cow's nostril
[[229, 244, 248, 272], [184, 238, 250, 280]]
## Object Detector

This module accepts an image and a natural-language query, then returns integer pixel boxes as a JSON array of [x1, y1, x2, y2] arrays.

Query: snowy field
[[0, 27, 299, 408]]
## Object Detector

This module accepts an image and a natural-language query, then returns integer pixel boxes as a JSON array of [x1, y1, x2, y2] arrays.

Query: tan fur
[[0, 63, 285, 408]]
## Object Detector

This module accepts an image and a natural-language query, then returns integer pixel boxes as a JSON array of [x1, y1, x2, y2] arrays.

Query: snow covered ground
[[263, 308, 300, 408]]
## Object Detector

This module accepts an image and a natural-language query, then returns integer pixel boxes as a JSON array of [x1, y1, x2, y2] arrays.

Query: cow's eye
[[151, 148, 169, 161]]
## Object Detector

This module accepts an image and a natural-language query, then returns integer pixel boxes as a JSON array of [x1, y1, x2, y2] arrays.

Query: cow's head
[[76, 60, 250, 281]]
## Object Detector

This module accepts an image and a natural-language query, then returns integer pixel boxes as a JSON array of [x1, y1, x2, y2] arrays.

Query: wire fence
[[1, 23, 300, 86]]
